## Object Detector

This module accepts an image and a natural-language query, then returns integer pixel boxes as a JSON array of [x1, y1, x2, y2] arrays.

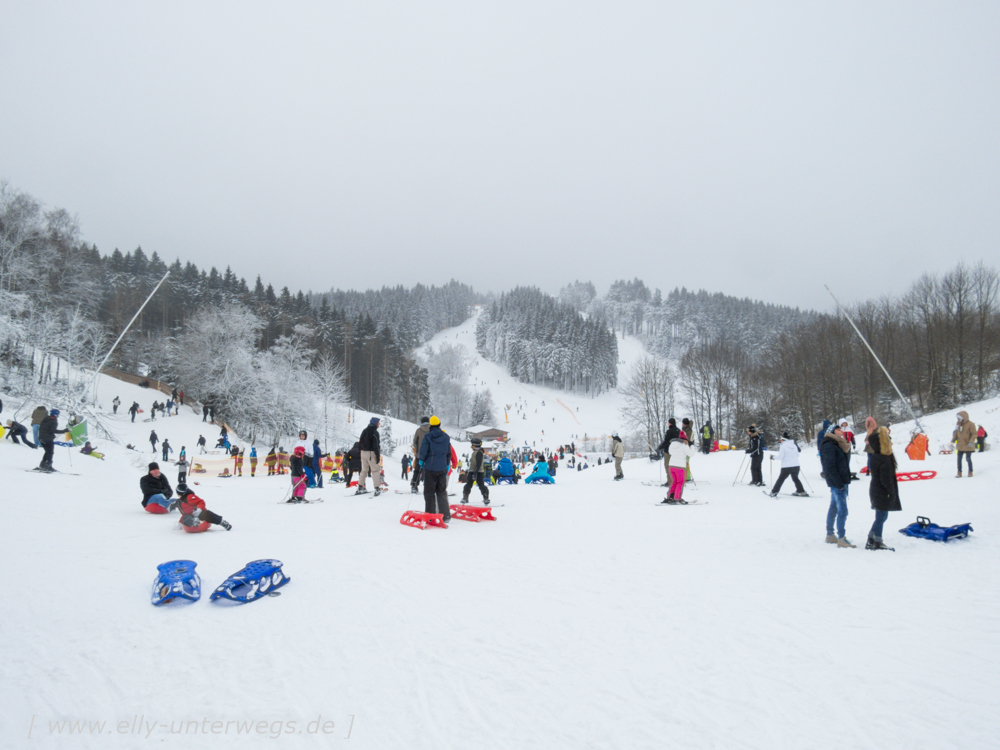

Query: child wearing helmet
[[176, 483, 232, 532], [289, 445, 308, 502], [462, 438, 490, 505]]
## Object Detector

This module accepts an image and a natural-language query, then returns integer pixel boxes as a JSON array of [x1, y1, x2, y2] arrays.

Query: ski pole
[[732, 455, 747, 486]]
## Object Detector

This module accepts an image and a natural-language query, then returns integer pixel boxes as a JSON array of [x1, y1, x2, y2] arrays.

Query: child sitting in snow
[[176, 483, 232, 531]]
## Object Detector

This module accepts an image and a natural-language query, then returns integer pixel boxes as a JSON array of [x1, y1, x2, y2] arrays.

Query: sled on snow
[[152, 560, 201, 605], [899, 516, 972, 543], [210, 559, 289, 603], [399, 511, 448, 529], [449, 504, 496, 522]]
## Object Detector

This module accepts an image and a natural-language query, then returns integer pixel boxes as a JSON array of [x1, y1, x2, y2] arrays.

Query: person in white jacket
[[768, 432, 808, 497], [662, 432, 696, 504]]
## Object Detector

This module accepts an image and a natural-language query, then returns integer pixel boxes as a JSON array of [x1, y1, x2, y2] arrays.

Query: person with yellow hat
[[417, 416, 452, 522]]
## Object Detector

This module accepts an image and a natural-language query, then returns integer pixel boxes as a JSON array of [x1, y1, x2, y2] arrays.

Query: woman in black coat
[[867, 427, 901, 551]]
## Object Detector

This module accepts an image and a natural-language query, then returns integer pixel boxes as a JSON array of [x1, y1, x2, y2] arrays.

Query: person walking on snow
[[357, 417, 382, 496], [866, 427, 900, 551], [954, 411, 977, 477], [977, 425, 987, 452], [611, 432, 625, 480], [129, 401, 139, 423], [701, 421, 714, 454], [112, 396, 120, 415], [401, 454, 412, 479], [661, 431, 695, 504], [820, 424, 855, 547], [197, 434, 207, 454], [461, 438, 491, 505], [418, 416, 453, 523], [161, 439, 172, 462], [312, 439, 323, 488], [768, 433, 808, 497], [150, 430, 159, 454]]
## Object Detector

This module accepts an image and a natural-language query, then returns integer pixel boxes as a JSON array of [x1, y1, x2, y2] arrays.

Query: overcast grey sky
[[3, 1, 998, 311]]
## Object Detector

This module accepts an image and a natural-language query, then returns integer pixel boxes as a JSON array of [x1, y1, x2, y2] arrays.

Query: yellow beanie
[[429, 416, 441, 426]]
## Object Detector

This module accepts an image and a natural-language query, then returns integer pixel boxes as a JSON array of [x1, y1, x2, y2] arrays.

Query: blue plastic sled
[[152, 560, 201, 605], [899, 516, 973, 543], [210, 559, 289, 603]]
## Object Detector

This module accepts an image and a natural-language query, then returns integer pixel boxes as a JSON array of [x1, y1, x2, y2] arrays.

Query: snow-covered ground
[[2, 349, 999, 749]]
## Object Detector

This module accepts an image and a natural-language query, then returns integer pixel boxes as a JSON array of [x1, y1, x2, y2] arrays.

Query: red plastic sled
[[449, 505, 496, 522], [897, 470, 937, 482], [400, 511, 447, 530], [181, 520, 212, 533], [144, 504, 168, 515]]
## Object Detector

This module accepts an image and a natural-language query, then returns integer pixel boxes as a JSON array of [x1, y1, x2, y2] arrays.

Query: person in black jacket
[[140, 462, 174, 511], [288, 446, 308, 503], [461, 438, 490, 505], [36, 409, 64, 471], [149, 430, 159, 453], [357, 417, 382, 496], [745, 425, 764, 486], [656, 418, 679, 484], [820, 425, 855, 547], [345, 441, 362, 488], [4, 419, 35, 447], [866, 427, 901, 551]]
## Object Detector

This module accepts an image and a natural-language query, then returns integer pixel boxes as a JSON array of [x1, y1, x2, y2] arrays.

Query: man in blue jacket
[[417, 416, 452, 523], [820, 424, 855, 548]]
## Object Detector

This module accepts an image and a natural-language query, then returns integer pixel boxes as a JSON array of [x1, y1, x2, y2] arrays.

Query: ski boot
[[374, 487, 382, 497], [483, 496, 490, 506], [355, 486, 369, 495], [768, 491, 778, 498], [410, 485, 419, 494], [460, 495, 469, 504], [221, 519, 232, 530], [792, 491, 809, 497]]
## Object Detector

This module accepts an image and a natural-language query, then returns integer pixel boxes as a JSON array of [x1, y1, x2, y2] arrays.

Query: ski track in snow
[[2, 319, 999, 749]]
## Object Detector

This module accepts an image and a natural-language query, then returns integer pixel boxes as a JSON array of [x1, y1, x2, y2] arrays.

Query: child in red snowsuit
[[176, 483, 232, 531]]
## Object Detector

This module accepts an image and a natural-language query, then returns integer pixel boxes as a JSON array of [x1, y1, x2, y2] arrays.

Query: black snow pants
[[462, 471, 489, 501], [771, 467, 805, 494], [423, 469, 450, 518]]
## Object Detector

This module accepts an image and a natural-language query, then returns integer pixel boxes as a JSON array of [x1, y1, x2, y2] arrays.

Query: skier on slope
[[288, 446, 308, 503], [656, 418, 680, 485], [36, 409, 64, 472], [768, 433, 808, 497], [745, 425, 764, 487], [611, 432, 625, 480], [461, 438, 490, 505], [662, 431, 696, 504]]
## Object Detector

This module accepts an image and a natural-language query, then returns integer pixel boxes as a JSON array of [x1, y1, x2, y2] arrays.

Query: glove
[[418, 460, 423, 467]]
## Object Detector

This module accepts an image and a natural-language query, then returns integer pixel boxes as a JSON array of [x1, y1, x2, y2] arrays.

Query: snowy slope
[[2, 363, 999, 749], [420, 306, 647, 454]]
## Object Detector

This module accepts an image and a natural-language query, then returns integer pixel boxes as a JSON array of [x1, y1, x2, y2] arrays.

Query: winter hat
[[148, 462, 159, 471], [429, 416, 441, 426], [420, 416, 430, 424], [313, 439, 319, 445], [176, 483, 192, 496], [370, 417, 380, 427], [50, 409, 60, 417], [668, 418, 676, 426], [678, 431, 687, 440], [865, 417, 877, 435], [612, 431, 619, 438], [294, 446, 305, 456], [782, 432, 791, 440]]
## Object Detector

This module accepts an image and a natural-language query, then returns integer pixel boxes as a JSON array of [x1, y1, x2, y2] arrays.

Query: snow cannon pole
[[87, 270, 171, 406], [824, 285, 925, 434]]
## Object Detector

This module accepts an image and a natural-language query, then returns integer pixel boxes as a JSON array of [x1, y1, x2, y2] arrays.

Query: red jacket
[[179, 493, 206, 516]]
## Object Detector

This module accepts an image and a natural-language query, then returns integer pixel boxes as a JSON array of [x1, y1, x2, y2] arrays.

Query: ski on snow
[[654, 500, 707, 506], [761, 490, 810, 498], [27, 468, 80, 475]]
